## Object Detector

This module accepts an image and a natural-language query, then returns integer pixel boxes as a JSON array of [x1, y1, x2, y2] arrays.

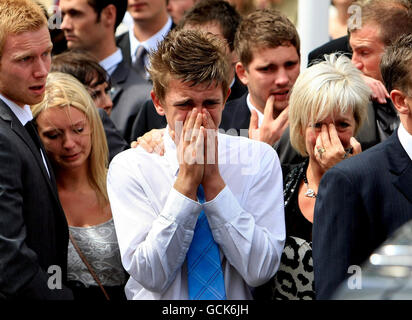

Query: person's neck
[[90, 38, 118, 62], [133, 13, 168, 42], [56, 164, 91, 192], [306, 159, 325, 190]]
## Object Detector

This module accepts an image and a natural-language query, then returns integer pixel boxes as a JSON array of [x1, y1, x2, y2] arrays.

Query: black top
[[282, 159, 313, 242]]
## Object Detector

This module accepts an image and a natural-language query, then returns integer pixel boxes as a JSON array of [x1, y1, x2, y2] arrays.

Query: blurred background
[[37, 0, 352, 70]]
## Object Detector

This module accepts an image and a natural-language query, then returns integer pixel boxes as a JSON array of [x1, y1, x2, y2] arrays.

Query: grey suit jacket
[[109, 59, 152, 142], [313, 130, 412, 299], [0, 101, 73, 299]]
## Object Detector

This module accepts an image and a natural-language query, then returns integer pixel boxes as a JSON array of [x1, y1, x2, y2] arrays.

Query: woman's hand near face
[[314, 123, 362, 171]]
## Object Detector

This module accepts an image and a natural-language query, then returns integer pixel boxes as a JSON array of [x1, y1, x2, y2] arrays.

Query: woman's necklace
[[303, 170, 317, 198]]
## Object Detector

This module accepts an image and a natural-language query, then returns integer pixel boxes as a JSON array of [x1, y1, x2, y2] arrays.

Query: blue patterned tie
[[187, 185, 226, 300]]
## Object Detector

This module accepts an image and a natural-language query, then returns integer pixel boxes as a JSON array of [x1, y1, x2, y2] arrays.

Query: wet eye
[[74, 127, 84, 134]]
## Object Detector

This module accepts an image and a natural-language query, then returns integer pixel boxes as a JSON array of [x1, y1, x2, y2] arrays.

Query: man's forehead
[[166, 78, 224, 99], [249, 43, 300, 62], [349, 23, 383, 45], [5, 28, 52, 54]]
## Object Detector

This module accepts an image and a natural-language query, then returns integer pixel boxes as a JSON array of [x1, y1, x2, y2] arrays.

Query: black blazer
[[98, 109, 129, 162], [313, 130, 412, 299], [308, 35, 351, 67], [0, 101, 73, 299]]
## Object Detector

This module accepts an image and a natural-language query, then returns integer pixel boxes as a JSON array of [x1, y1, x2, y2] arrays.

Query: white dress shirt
[[246, 93, 264, 127], [107, 128, 285, 300], [398, 122, 412, 160], [99, 48, 123, 76]]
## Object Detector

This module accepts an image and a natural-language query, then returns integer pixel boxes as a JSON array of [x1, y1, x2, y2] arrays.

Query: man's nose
[[351, 54, 363, 71]]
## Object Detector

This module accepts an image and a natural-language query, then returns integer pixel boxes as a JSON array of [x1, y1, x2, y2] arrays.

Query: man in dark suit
[[313, 33, 412, 300], [0, 0, 73, 299], [219, 9, 301, 165], [128, 0, 247, 142], [59, 0, 151, 141], [116, 0, 172, 76]]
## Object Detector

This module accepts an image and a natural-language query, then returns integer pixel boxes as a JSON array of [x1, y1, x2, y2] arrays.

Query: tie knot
[[135, 45, 146, 60]]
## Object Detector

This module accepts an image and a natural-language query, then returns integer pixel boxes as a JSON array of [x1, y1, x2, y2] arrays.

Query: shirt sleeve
[[107, 153, 202, 293], [204, 146, 286, 287]]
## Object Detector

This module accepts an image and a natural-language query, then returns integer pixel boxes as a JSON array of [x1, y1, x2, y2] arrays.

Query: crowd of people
[[0, 0, 411, 301]]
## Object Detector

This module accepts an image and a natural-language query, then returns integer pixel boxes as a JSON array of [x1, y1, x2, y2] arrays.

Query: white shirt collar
[[398, 122, 412, 160], [0, 94, 33, 125], [99, 48, 123, 76], [129, 16, 173, 65], [246, 93, 264, 127]]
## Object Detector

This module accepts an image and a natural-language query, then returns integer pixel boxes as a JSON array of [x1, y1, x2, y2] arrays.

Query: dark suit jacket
[[109, 59, 152, 142], [313, 130, 412, 300], [0, 101, 73, 299], [308, 35, 351, 67], [98, 109, 129, 162], [128, 76, 248, 142]]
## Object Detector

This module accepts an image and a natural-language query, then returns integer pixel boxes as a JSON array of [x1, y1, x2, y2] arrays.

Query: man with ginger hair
[[107, 28, 285, 299], [0, 0, 73, 299]]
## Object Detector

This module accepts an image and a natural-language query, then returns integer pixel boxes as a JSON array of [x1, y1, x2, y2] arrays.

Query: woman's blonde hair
[[32, 72, 109, 206], [289, 53, 371, 156]]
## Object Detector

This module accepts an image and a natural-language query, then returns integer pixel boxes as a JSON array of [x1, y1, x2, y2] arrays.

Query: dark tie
[[24, 120, 51, 180], [24, 120, 42, 151], [133, 45, 147, 78], [186, 184, 226, 300]]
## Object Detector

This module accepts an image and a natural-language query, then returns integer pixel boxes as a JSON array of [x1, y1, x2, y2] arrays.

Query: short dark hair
[[178, 0, 241, 52], [380, 33, 412, 94], [235, 9, 300, 67], [87, 0, 127, 29], [51, 50, 109, 89]]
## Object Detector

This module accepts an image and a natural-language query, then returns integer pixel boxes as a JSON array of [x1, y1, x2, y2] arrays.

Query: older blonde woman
[[31, 72, 127, 300], [259, 53, 371, 300]]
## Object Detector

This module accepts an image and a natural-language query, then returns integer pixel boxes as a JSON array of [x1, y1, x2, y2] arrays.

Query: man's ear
[[390, 89, 409, 115], [151, 91, 165, 116], [235, 62, 248, 86], [101, 4, 116, 29]]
